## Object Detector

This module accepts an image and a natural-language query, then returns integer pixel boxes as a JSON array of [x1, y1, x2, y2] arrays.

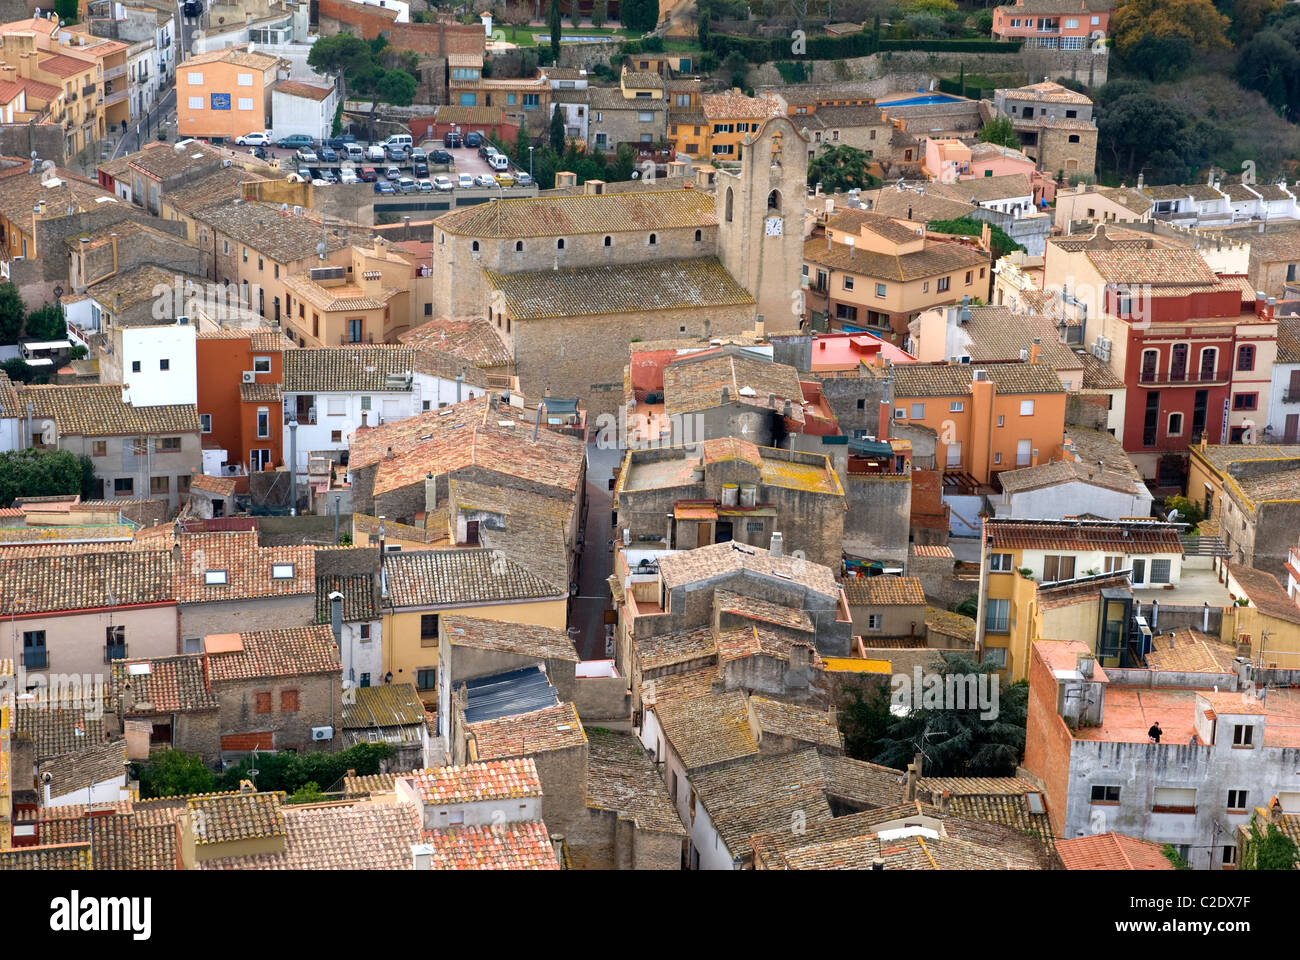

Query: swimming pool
[[532, 33, 616, 43], [878, 93, 965, 106]]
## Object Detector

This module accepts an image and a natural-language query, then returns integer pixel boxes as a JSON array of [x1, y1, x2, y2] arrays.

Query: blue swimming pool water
[[880, 93, 964, 106]]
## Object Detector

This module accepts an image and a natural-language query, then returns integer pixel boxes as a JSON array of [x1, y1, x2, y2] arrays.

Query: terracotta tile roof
[[663, 350, 804, 420], [488, 257, 753, 321], [442, 615, 578, 661], [1143, 628, 1239, 673], [419, 820, 558, 869], [446, 477, 574, 590], [635, 626, 719, 671], [19, 384, 200, 436], [911, 544, 954, 559], [653, 689, 758, 770], [997, 458, 1140, 497], [803, 236, 990, 283], [163, 166, 275, 215], [0, 843, 94, 869], [820, 755, 905, 807], [113, 655, 219, 714], [864, 184, 976, 222], [0, 547, 174, 615], [998, 80, 1093, 104], [382, 548, 564, 607], [87, 264, 206, 317], [584, 729, 687, 836], [274, 80, 333, 101], [14, 703, 108, 762], [176, 531, 315, 603], [341, 683, 426, 731], [925, 605, 977, 645], [1276, 316, 1300, 364], [959, 306, 1082, 369], [24, 807, 182, 870], [1086, 247, 1218, 286], [986, 519, 1182, 554], [315, 573, 379, 623], [38, 736, 128, 797], [750, 696, 843, 749], [1056, 832, 1175, 870], [200, 801, 421, 869], [643, 665, 719, 705], [715, 590, 815, 632], [435, 188, 714, 238], [702, 91, 783, 120], [692, 747, 834, 855], [468, 701, 586, 759], [351, 395, 585, 501], [342, 771, 404, 796], [403, 757, 544, 805], [40, 53, 96, 78], [282, 346, 416, 393], [191, 473, 240, 497], [829, 208, 923, 244], [713, 625, 823, 668], [1077, 350, 1125, 389], [240, 381, 281, 403], [187, 791, 287, 845], [1227, 563, 1300, 626], [657, 540, 841, 596], [205, 626, 341, 681], [195, 201, 352, 264], [400, 315, 512, 369], [126, 140, 224, 180], [888, 361, 1065, 398], [183, 46, 280, 70], [843, 575, 925, 606]]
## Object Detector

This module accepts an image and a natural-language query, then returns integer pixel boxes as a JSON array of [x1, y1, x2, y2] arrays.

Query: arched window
[[471, 240, 479, 252], [1140, 349, 1158, 382], [515, 240, 524, 252], [649, 233, 657, 246], [603, 235, 612, 247], [694, 229, 702, 242], [557, 238, 565, 250], [767, 189, 781, 211], [725, 187, 733, 223]]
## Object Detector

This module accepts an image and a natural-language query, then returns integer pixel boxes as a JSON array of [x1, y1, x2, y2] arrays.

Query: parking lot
[[246, 138, 528, 191]]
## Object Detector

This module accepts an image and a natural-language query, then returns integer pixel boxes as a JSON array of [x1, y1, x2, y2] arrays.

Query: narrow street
[[571, 442, 621, 662]]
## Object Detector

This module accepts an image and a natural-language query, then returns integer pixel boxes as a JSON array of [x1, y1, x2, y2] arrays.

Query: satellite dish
[[1167, 508, 1180, 523]]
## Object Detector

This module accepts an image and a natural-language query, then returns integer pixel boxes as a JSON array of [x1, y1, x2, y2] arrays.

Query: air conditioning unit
[[176, 315, 190, 325], [221, 158, 232, 167], [241, 370, 256, 383], [311, 725, 334, 741]]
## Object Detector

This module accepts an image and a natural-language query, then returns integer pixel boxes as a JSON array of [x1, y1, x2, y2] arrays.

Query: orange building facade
[[195, 329, 286, 476], [177, 47, 282, 143]]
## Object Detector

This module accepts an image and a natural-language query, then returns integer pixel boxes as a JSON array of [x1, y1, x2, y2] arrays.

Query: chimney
[[425, 472, 437, 513], [239, 779, 256, 795], [411, 843, 434, 870], [721, 386, 730, 404], [870, 858, 885, 870], [377, 515, 386, 556], [360, 410, 368, 427], [1030, 337, 1041, 364], [329, 591, 343, 647], [904, 760, 919, 801], [879, 397, 892, 444], [1271, 797, 1284, 823], [782, 399, 793, 419], [769, 531, 783, 557], [550, 834, 566, 868], [937, 789, 951, 814]]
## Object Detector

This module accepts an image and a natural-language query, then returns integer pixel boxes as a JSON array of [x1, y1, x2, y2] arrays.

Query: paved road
[[572, 442, 621, 661]]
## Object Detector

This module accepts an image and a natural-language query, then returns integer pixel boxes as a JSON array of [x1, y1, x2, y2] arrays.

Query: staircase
[[1180, 534, 1230, 558]]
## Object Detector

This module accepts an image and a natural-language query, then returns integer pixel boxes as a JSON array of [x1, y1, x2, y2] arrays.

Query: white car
[[296, 148, 318, 163], [339, 167, 358, 184], [433, 175, 454, 191], [236, 131, 271, 146], [366, 144, 386, 161], [457, 173, 474, 189], [311, 178, 330, 187]]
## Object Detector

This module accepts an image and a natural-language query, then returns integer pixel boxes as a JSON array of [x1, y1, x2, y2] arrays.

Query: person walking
[[1148, 721, 1162, 744]]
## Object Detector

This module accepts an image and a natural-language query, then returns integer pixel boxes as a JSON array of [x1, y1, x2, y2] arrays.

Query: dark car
[[443, 132, 462, 148], [464, 131, 483, 148], [477, 142, 493, 159], [319, 145, 338, 162], [182, 0, 202, 16], [412, 160, 429, 177], [386, 145, 408, 162], [326, 134, 357, 150], [430, 149, 451, 165], [374, 180, 395, 194], [358, 167, 378, 182], [276, 134, 313, 150]]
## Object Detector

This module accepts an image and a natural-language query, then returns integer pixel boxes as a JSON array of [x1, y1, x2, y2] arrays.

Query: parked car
[[494, 172, 515, 187], [412, 161, 429, 177], [386, 145, 408, 162], [235, 131, 271, 146], [433, 175, 454, 191], [326, 134, 357, 150], [514, 172, 534, 187], [385, 165, 401, 181], [474, 173, 496, 188], [430, 149, 452, 165], [339, 167, 358, 184], [358, 167, 378, 182], [382, 133, 414, 152], [417, 179, 435, 192], [374, 180, 395, 194], [296, 147, 318, 163], [182, 0, 202, 16], [410, 147, 427, 162], [457, 173, 474, 189], [396, 177, 418, 194], [249, 146, 268, 160], [277, 134, 313, 149], [344, 143, 365, 162], [319, 145, 338, 162], [444, 131, 462, 148], [487, 153, 510, 172], [366, 144, 386, 161], [311, 178, 330, 187], [465, 131, 483, 148], [320, 169, 339, 183], [296, 167, 312, 180]]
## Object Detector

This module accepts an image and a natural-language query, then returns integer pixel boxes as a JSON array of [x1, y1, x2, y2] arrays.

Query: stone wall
[[216, 671, 343, 755], [843, 472, 910, 563], [179, 595, 316, 645]]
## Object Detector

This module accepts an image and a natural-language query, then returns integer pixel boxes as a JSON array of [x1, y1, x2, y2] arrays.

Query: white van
[[344, 143, 365, 162], [382, 133, 413, 151], [366, 143, 386, 161], [488, 153, 510, 172]]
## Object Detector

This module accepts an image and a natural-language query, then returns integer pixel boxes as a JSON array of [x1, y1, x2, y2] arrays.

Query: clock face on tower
[[765, 216, 783, 236]]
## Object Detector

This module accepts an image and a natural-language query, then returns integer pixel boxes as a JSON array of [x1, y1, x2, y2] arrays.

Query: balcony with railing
[[103, 64, 127, 81], [1138, 367, 1227, 386], [101, 87, 128, 106], [1284, 389, 1300, 403]]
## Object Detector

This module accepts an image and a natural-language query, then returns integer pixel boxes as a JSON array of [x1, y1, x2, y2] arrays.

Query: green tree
[[621, 0, 658, 32], [978, 114, 1019, 149], [286, 781, 328, 804], [217, 742, 394, 793], [1116, 30, 1195, 81], [25, 302, 65, 341], [1161, 844, 1191, 868], [549, 0, 563, 62], [1111, 0, 1231, 59], [54, 0, 78, 24], [697, 9, 710, 48], [808, 144, 881, 192], [0, 449, 96, 507], [0, 282, 23, 344], [1236, 28, 1300, 120], [514, 123, 533, 166], [1163, 494, 1205, 528], [1240, 817, 1299, 869], [1, 357, 32, 384], [927, 216, 1025, 259], [873, 652, 1029, 777], [722, 49, 748, 89], [306, 32, 371, 102], [134, 750, 216, 799], [840, 682, 894, 760], [591, 0, 607, 28], [549, 103, 566, 151]]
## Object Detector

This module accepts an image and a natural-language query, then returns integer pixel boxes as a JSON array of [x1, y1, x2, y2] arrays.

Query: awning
[[541, 398, 579, 415], [848, 438, 893, 458]]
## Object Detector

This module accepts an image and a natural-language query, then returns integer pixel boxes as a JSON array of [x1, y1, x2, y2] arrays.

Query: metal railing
[[1138, 369, 1225, 385]]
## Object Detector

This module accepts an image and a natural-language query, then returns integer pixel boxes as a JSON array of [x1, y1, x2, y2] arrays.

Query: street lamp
[[529, 145, 534, 179]]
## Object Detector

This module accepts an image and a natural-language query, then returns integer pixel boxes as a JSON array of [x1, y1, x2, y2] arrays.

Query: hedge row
[[705, 31, 1021, 64]]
